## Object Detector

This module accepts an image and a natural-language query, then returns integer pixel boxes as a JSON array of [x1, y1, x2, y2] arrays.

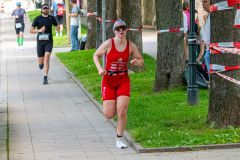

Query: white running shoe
[[116, 138, 127, 149]]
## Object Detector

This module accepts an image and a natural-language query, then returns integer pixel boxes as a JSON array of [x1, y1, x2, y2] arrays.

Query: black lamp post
[[187, 0, 198, 105], [96, 0, 101, 48]]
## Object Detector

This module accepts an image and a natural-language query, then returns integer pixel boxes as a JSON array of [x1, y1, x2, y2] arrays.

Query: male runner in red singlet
[[93, 19, 144, 149]]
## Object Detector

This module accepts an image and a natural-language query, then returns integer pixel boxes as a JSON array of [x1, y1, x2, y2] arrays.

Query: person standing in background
[[51, 0, 65, 37], [183, 0, 190, 63], [69, 0, 80, 51], [11, 2, 26, 49], [200, 0, 211, 79]]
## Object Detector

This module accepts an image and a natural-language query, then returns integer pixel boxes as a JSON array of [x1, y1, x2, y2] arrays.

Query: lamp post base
[[187, 87, 198, 105]]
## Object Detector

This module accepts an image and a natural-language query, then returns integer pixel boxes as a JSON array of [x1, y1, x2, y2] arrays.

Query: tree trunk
[[116, 0, 122, 18], [208, 0, 240, 127], [153, 0, 184, 91], [85, 0, 97, 49], [121, 0, 143, 71], [106, 0, 116, 39], [65, 0, 71, 44], [142, 0, 155, 25], [122, 0, 142, 53]]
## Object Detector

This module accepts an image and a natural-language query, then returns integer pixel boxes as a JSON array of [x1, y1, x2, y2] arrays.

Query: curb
[[53, 52, 240, 153]]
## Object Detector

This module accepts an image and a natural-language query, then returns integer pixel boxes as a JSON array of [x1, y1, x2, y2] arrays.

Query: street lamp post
[[102, 0, 106, 67], [187, 0, 198, 105]]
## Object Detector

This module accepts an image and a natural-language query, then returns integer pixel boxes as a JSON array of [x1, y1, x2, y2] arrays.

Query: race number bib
[[38, 33, 50, 41], [15, 23, 22, 29]]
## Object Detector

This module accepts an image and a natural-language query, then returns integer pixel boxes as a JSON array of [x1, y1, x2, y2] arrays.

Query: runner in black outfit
[[30, 4, 59, 85]]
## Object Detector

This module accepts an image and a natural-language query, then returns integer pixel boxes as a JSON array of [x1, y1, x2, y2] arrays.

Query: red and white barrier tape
[[211, 64, 240, 85], [87, 12, 97, 16], [210, 42, 240, 54], [210, 1, 233, 12], [210, 64, 240, 73], [211, 42, 240, 48], [234, 7, 240, 28], [127, 27, 142, 31], [211, 46, 240, 55], [157, 27, 184, 34], [96, 17, 116, 23], [227, 0, 240, 7], [189, 0, 239, 29], [215, 72, 240, 85]]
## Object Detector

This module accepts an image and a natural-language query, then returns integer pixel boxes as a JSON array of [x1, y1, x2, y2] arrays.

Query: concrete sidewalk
[[1, 7, 240, 160]]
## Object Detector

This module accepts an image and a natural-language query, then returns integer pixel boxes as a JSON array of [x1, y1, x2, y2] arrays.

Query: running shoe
[[116, 138, 127, 149], [39, 64, 44, 70], [43, 76, 48, 85]]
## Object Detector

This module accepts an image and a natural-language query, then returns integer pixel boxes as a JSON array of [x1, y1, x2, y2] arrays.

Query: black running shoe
[[43, 76, 48, 85], [39, 64, 44, 70]]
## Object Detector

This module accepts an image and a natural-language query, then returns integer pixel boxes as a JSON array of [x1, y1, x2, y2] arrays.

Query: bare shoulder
[[95, 39, 112, 56], [105, 39, 112, 48], [100, 39, 111, 50]]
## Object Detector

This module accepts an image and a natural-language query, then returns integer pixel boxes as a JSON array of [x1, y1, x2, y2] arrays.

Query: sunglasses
[[115, 26, 127, 31], [42, 7, 49, 10]]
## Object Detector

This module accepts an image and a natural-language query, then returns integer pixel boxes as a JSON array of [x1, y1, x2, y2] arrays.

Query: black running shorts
[[37, 41, 53, 57], [15, 23, 25, 34], [57, 16, 63, 25], [55, 16, 63, 25]]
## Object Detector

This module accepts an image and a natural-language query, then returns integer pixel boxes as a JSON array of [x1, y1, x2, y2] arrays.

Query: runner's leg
[[15, 26, 20, 46], [115, 96, 130, 149], [116, 96, 130, 137], [43, 52, 51, 76], [103, 100, 117, 119], [19, 32, 24, 48], [19, 24, 25, 46], [37, 43, 44, 69]]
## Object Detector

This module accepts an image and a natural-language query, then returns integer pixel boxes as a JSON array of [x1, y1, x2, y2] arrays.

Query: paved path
[[0, 3, 240, 160], [142, 27, 157, 59]]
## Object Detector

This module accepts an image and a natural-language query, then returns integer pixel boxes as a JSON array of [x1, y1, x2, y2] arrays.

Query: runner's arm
[[93, 40, 111, 76], [30, 26, 45, 33], [30, 18, 45, 33], [52, 17, 60, 32], [129, 41, 144, 67], [11, 10, 17, 19]]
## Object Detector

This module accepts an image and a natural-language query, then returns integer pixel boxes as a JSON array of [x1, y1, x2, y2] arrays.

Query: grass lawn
[[27, 10, 87, 48], [56, 49, 240, 148]]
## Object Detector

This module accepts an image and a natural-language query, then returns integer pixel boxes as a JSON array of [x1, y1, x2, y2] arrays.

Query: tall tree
[[208, 0, 240, 127], [85, 0, 97, 49], [154, 0, 184, 91], [121, 0, 142, 53], [94, 0, 116, 48], [106, 0, 117, 39], [142, 0, 155, 25], [121, 0, 143, 71]]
